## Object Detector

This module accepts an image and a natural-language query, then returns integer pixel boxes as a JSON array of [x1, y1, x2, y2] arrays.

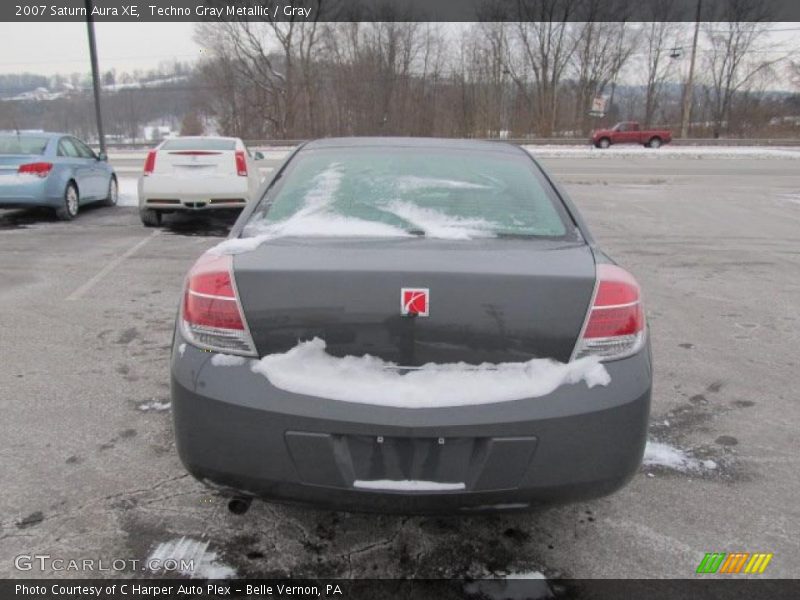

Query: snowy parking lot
[[1, 151, 799, 583]]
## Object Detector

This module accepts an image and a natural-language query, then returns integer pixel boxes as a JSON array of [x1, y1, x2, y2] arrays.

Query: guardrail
[[101, 137, 800, 150]]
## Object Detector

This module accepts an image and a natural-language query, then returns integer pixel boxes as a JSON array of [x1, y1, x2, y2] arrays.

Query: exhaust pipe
[[227, 496, 252, 515]]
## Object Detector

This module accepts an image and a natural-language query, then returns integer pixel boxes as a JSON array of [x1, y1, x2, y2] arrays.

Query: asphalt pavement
[[0, 154, 798, 581]]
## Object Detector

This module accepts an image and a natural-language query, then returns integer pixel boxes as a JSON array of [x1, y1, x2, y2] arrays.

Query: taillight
[[143, 150, 157, 176], [18, 162, 53, 178], [235, 151, 247, 177], [181, 253, 256, 356], [572, 263, 646, 361]]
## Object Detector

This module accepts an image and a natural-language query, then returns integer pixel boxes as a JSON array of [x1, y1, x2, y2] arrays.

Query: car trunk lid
[[233, 238, 595, 365], [156, 150, 235, 178]]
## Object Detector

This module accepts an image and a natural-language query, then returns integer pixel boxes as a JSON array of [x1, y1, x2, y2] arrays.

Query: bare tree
[[503, 0, 581, 136], [641, 20, 682, 127], [701, 1, 781, 137], [571, 11, 637, 135]]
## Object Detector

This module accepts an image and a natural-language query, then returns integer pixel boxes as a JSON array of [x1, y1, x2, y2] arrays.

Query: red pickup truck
[[591, 122, 672, 149]]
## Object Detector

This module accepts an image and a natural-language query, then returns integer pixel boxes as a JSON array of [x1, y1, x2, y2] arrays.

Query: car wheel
[[102, 176, 118, 207], [140, 208, 162, 227], [648, 137, 662, 149], [55, 183, 79, 221], [598, 138, 611, 149]]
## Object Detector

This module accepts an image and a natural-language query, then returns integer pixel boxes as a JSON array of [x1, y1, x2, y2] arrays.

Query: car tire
[[55, 182, 79, 221], [140, 208, 162, 227], [102, 176, 118, 207], [648, 137, 662, 149], [598, 138, 611, 149]]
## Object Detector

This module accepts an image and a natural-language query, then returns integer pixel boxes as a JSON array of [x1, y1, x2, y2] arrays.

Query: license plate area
[[285, 432, 538, 492]]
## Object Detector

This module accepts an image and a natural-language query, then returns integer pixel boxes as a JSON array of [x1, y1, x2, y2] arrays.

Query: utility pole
[[85, 0, 106, 154], [680, 0, 702, 139]]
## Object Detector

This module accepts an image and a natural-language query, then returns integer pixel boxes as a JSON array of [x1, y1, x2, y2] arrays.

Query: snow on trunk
[[251, 337, 610, 408]]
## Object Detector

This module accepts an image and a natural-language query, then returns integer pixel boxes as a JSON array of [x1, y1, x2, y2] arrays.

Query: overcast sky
[[0, 21, 797, 89], [0, 22, 200, 75]]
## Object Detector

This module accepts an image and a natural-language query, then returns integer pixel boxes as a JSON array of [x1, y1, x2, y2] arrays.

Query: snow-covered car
[[170, 137, 652, 513], [137, 136, 264, 227], [0, 131, 117, 220]]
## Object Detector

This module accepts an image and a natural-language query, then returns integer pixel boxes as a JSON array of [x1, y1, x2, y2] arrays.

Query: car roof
[[303, 137, 526, 156]]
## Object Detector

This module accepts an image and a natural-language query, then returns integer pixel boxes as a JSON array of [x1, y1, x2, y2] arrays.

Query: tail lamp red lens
[[573, 264, 645, 361], [143, 150, 157, 176], [18, 162, 53, 178], [235, 151, 247, 176], [181, 253, 256, 356]]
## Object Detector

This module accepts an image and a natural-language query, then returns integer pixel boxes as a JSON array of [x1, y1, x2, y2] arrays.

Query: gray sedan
[[170, 138, 651, 513]]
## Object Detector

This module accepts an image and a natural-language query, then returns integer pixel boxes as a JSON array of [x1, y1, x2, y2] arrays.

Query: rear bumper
[[0, 177, 58, 208], [171, 333, 651, 513], [139, 176, 249, 210]]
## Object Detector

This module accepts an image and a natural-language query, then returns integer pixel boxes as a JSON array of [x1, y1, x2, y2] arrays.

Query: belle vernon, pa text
[[15, 584, 343, 597], [46, 4, 313, 18]]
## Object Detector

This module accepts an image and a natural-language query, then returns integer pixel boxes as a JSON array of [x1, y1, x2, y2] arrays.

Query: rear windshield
[[0, 135, 49, 155], [246, 146, 575, 240], [161, 138, 236, 151]]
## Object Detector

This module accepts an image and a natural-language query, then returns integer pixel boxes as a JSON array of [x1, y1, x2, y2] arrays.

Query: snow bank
[[380, 200, 497, 240], [116, 176, 139, 207], [523, 144, 800, 160], [643, 440, 718, 473], [251, 337, 610, 408], [147, 536, 235, 579], [353, 479, 465, 491]]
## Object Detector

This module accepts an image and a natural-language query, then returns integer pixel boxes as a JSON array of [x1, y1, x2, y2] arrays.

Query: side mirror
[[253, 151, 265, 161], [97, 151, 108, 162]]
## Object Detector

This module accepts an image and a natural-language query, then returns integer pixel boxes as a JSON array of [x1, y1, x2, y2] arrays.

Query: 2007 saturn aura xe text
[[170, 137, 652, 513]]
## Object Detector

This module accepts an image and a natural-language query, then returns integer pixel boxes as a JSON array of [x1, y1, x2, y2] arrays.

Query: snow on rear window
[[210, 164, 412, 255], [250, 337, 610, 408], [246, 146, 570, 240], [0, 135, 49, 155], [161, 138, 236, 151]]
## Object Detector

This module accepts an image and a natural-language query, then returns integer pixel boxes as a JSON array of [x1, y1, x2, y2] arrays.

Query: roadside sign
[[589, 96, 607, 117]]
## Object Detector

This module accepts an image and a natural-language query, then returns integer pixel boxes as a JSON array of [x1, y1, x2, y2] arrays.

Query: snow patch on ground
[[147, 536, 235, 579], [117, 176, 139, 207], [380, 200, 497, 239], [210, 353, 247, 367], [353, 479, 465, 491], [523, 144, 800, 160], [251, 337, 610, 408], [643, 440, 718, 473], [503, 570, 547, 579], [137, 399, 171, 412]]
